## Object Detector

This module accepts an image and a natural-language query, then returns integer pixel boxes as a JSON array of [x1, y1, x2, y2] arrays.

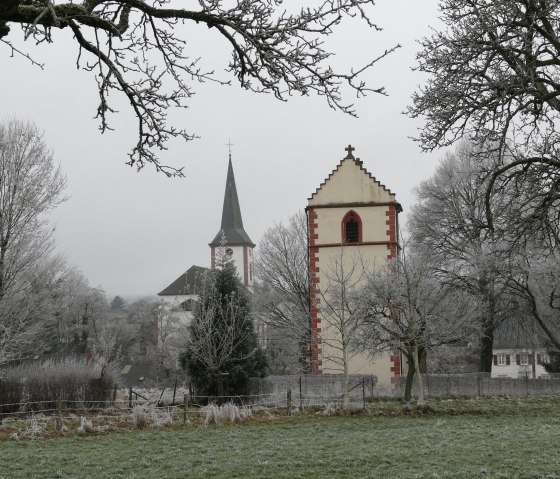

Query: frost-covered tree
[[180, 261, 266, 398], [0, 119, 66, 365], [253, 212, 310, 373], [363, 248, 476, 404], [408, 0, 560, 236], [1, 1, 398, 174], [408, 142, 514, 372]]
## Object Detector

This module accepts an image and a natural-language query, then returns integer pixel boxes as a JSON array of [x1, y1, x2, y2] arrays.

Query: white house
[[491, 320, 551, 379]]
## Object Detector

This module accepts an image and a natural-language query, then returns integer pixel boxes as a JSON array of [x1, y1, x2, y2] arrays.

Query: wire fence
[[3, 373, 560, 424]]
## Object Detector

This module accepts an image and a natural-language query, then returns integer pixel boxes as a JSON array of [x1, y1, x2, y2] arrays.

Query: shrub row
[[0, 359, 119, 414]]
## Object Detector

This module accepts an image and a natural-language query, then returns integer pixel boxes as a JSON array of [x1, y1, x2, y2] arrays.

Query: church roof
[[210, 156, 254, 246], [158, 265, 210, 296], [308, 145, 402, 211]]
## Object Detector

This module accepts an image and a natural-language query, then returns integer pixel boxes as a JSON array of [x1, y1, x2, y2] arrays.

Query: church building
[[307, 145, 402, 387], [158, 154, 254, 308]]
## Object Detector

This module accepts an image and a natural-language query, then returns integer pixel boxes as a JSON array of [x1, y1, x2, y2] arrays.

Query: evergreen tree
[[180, 261, 267, 399], [110, 295, 126, 311]]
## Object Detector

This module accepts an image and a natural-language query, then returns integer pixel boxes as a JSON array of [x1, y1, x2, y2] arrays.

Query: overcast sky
[[0, 1, 446, 297]]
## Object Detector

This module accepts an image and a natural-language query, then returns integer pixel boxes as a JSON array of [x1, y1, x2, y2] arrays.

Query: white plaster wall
[[309, 159, 396, 206], [315, 206, 391, 244], [491, 348, 550, 378]]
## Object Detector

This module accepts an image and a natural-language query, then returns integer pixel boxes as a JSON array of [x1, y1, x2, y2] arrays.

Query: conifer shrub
[[0, 359, 119, 412], [180, 261, 267, 401]]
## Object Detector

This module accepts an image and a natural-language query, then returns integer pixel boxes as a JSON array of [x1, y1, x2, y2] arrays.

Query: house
[[306, 145, 402, 387], [491, 320, 551, 379]]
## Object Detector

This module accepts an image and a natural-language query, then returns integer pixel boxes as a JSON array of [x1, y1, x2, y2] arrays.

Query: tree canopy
[[408, 0, 560, 234], [1, 0, 398, 175]]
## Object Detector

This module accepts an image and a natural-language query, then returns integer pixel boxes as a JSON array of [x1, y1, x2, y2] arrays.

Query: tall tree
[[408, 142, 514, 372], [363, 248, 477, 404], [180, 261, 266, 398], [253, 212, 310, 373], [0, 119, 66, 365], [408, 0, 560, 236], [1, 1, 398, 174]]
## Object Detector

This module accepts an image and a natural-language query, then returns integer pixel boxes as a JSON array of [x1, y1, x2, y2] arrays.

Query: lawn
[[2, 397, 560, 479]]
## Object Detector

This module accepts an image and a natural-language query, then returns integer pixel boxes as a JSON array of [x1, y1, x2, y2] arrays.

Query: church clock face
[[225, 247, 233, 257]]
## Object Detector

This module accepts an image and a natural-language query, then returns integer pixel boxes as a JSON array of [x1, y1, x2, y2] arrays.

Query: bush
[[0, 358, 120, 413], [202, 401, 252, 425], [0, 372, 24, 414]]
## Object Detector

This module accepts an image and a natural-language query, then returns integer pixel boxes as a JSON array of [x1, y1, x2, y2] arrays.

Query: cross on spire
[[344, 144, 355, 159], [226, 138, 234, 159]]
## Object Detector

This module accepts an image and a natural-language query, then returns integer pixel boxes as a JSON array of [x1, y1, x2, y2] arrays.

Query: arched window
[[341, 210, 362, 244]]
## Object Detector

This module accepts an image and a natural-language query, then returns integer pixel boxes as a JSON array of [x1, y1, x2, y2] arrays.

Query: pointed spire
[[210, 156, 254, 246]]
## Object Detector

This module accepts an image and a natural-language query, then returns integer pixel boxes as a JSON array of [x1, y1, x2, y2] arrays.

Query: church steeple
[[210, 156, 253, 247], [210, 154, 255, 286]]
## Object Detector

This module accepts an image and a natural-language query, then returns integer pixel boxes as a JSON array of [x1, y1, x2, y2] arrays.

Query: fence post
[[287, 389, 292, 416], [183, 394, 188, 425], [526, 374, 530, 396], [129, 387, 133, 409], [299, 376, 302, 410], [56, 400, 63, 432], [477, 373, 482, 397], [112, 385, 118, 403], [362, 378, 366, 410], [172, 379, 178, 406]]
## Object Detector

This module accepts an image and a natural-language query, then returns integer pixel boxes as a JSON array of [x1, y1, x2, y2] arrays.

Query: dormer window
[[342, 210, 362, 244]]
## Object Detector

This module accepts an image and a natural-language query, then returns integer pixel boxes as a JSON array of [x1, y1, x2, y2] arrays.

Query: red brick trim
[[210, 246, 216, 269], [307, 201, 402, 212], [385, 205, 398, 260], [243, 246, 249, 286], [313, 241, 399, 248], [308, 208, 322, 374]]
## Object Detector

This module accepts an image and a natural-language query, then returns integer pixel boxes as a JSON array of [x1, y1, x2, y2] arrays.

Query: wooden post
[[129, 387, 133, 409], [112, 385, 118, 403], [362, 378, 366, 410], [172, 379, 178, 406], [183, 394, 188, 425], [56, 400, 63, 432], [299, 376, 303, 410], [287, 389, 292, 417]]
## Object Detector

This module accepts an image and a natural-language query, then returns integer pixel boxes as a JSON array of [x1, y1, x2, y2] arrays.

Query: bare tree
[[0, 119, 66, 365], [317, 247, 370, 408], [363, 248, 476, 405], [253, 212, 310, 372], [408, 0, 560, 234], [1, 1, 398, 174]]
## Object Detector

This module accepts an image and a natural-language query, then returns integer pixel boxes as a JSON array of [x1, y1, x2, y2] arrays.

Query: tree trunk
[[413, 343, 425, 405], [403, 352, 415, 403], [479, 274, 496, 373]]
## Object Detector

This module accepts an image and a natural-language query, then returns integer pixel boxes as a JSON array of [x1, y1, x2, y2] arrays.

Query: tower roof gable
[[210, 157, 254, 246], [308, 147, 400, 208]]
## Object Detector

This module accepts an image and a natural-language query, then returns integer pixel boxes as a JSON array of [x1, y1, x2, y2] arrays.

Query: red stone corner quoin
[[308, 207, 323, 374]]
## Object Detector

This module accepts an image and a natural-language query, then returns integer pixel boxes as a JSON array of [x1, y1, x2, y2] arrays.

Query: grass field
[[2, 397, 560, 478]]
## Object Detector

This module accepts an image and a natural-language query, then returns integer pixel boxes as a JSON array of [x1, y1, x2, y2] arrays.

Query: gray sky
[[0, 0, 445, 297]]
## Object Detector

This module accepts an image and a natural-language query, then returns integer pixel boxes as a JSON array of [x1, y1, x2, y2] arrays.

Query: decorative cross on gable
[[344, 144, 355, 159]]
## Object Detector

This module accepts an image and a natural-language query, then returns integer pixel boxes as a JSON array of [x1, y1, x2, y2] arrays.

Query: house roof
[[157, 265, 210, 296], [210, 156, 254, 246], [493, 318, 550, 349]]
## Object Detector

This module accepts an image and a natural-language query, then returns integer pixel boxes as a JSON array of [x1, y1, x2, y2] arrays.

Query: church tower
[[307, 145, 402, 386], [209, 155, 255, 286]]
